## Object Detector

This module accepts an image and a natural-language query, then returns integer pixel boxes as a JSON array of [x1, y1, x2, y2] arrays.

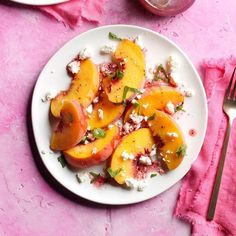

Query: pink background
[[1, 0, 236, 235]]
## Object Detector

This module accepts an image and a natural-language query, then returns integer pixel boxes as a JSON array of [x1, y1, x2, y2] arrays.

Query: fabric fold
[[175, 56, 236, 236], [39, 0, 107, 28]]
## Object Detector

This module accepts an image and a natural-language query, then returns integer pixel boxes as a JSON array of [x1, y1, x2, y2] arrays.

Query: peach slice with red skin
[[51, 59, 100, 118], [146, 110, 185, 170], [64, 125, 120, 168], [124, 85, 184, 122], [102, 39, 145, 103], [109, 128, 155, 185], [87, 92, 125, 129], [50, 100, 87, 151]]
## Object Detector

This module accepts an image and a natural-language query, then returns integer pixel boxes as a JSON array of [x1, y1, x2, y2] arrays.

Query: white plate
[[10, 0, 68, 6], [31, 25, 207, 205]]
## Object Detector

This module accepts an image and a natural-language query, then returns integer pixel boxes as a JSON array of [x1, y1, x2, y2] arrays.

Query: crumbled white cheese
[[87, 126, 91, 131], [136, 94, 142, 100], [137, 180, 148, 192], [144, 116, 148, 122], [121, 151, 135, 161], [93, 96, 99, 103], [108, 124, 114, 129], [100, 43, 116, 54], [129, 112, 144, 124], [142, 104, 149, 109], [131, 99, 138, 104], [86, 104, 93, 114], [125, 178, 148, 191], [84, 140, 89, 145], [79, 48, 92, 60], [115, 119, 123, 128], [140, 88, 145, 94], [123, 122, 133, 134], [167, 132, 178, 138], [150, 144, 157, 157], [92, 147, 97, 154], [134, 36, 144, 49], [139, 155, 152, 166], [167, 55, 179, 73], [165, 101, 175, 115], [98, 108, 104, 120], [41, 92, 55, 102], [184, 89, 193, 97], [67, 60, 80, 74]]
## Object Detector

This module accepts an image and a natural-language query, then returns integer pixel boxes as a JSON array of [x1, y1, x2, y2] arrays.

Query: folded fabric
[[39, 0, 107, 28], [175, 56, 236, 236]]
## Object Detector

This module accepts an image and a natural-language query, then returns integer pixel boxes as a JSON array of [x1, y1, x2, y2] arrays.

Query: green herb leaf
[[122, 86, 141, 105], [148, 113, 156, 121], [57, 154, 67, 168], [89, 172, 101, 183], [116, 70, 124, 79], [81, 136, 88, 144], [176, 144, 187, 158], [107, 167, 122, 178], [175, 104, 186, 112], [76, 174, 82, 183], [154, 64, 169, 82], [92, 128, 106, 139], [109, 32, 122, 41], [150, 173, 157, 178]]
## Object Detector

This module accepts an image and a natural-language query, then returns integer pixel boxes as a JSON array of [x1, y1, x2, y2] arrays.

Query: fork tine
[[226, 67, 236, 98]]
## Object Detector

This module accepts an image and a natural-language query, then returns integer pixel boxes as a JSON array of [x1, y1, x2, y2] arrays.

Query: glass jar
[[139, 0, 196, 16]]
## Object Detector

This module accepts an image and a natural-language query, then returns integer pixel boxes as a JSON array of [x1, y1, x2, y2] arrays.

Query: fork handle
[[207, 118, 233, 220]]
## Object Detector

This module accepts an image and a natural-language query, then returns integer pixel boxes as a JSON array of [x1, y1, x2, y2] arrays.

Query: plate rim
[[9, 0, 68, 6], [31, 24, 208, 205]]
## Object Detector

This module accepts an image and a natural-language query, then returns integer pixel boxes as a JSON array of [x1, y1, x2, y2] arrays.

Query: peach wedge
[[124, 85, 184, 122], [87, 92, 125, 129], [109, 128, 155, 185], [64, 125, 120, 168], [50, 100, 87, 151], [147, 110, 186, 170], [51, 59, 100, 118], [102, 39, 145, 103]]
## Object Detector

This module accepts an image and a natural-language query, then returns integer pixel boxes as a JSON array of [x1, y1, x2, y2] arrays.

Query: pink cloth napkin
[[39, 0, 107, 28], [175, 57, 236, 235]]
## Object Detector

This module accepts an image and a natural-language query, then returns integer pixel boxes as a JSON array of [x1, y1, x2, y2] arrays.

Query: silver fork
[[207, 67, 236, 220]]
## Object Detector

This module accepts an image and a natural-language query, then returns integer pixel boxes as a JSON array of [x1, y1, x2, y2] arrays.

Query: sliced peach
[[51, 59, 99, 117], [102, 39, 145, 103], [50, 100, 87, 151], [110, 128, 155, 185], [63, 125, 120, 168], [146, 110, 185, 170], [87, 92, 125, 129], [124, 85, 184, 122]]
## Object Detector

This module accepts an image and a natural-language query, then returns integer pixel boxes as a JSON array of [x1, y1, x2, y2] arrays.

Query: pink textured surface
[[1, 0, 236, 235], [175, 58, 236, 236]]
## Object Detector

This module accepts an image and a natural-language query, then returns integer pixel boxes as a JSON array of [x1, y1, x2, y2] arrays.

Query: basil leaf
[[92, 128, 106, 139], [89, 172, 101, 183], [175, 104, 186, 112], [154, 64, 169, 82], [122, 86, 141, 105], [150, 173, 157, 178], [57, 154, 67, 168], [116, 70, 124, 79], [108, 32, 122, 41], [176, 144, 187, 158], [81, 136, 88, 144], [107, 168, 122, 178], [148, 113, 156, 121]]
